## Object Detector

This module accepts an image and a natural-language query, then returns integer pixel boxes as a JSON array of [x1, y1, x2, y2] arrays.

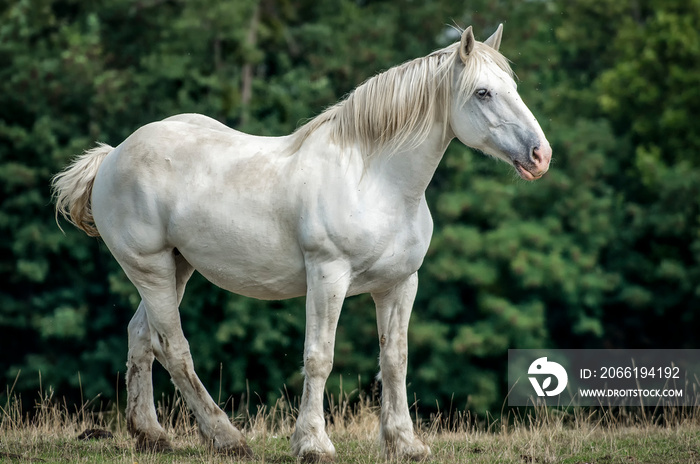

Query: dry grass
[[1, 384, 700, 463]]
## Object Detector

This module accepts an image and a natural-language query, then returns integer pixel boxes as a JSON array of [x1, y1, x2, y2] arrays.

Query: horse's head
[[449, 25, 551, 180]]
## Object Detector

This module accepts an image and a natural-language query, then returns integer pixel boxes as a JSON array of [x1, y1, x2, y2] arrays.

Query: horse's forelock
[[453, 42, 515, 104]]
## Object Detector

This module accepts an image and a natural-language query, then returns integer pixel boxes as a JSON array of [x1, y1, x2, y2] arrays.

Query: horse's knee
[[303, 348, 334, 379], [379, 342, 408, 382]]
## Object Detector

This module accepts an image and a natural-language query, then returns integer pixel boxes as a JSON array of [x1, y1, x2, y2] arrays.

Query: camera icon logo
[[528, 357, 568, 397]]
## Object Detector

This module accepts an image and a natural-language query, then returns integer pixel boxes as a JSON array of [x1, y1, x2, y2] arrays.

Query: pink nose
[[531, 142, 552, 175]]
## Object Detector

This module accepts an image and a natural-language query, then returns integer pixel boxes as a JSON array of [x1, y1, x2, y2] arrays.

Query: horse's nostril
[[532, 147, 541, 163]]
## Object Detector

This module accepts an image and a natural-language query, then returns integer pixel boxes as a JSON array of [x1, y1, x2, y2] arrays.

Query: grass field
[[1, 388, 699, 463]]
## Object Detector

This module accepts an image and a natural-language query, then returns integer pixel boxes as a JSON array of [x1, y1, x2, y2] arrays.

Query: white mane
[[291, 41, 514, 158]]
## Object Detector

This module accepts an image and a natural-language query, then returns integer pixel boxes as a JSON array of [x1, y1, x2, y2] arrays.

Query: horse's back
[[96, 116, 293, 199], [161, 113, 237, 133]]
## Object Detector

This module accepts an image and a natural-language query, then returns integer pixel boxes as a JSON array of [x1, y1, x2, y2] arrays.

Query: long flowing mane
[[290, 40, 514, 158]]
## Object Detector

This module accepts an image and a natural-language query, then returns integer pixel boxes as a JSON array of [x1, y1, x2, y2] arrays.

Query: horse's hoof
[[219, 443, 254, 459], [405, 450, 431, 462], [77, 428, 114, 440], [386, 450, 431, 462], [299, 451, 335, 463], [134, 434, 173, 453], [385, 438, 431, 462]]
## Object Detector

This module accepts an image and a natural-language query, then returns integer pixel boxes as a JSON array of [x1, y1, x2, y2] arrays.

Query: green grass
[[1, 389, 699, 463]]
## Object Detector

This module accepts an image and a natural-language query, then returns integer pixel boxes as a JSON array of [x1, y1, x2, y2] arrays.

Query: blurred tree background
[[1, 0, 699, 415]]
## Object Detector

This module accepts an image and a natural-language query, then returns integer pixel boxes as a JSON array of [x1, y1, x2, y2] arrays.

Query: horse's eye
[[475, 89, 490, 99]]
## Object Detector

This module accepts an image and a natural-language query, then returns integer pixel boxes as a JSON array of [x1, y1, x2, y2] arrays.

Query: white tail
[[52, 143, 113, 237]]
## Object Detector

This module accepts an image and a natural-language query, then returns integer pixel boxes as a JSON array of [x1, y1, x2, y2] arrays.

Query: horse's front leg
[[372, 272, 431, 460], [291, 262, 350, 462]]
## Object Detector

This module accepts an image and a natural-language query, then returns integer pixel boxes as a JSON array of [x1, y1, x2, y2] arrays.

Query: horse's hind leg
[[125, 253, 195, 451], [122, 250, 250, 456], [126, 302, 170, 451]]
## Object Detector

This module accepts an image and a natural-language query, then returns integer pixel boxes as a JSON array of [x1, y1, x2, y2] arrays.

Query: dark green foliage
[[1, 0, 698, 415]]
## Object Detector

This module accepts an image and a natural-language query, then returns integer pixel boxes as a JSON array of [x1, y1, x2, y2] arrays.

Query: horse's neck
[[370, 122, 453, 202]]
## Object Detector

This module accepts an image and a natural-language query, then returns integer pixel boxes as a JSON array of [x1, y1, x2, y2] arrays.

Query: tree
[[2, 0, 699, 416]]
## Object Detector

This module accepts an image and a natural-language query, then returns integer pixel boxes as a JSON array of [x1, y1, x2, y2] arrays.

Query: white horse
[[53, 25, 550, 461]]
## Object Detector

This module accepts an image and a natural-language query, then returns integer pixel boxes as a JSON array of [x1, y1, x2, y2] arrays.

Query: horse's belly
[[181, 242, 308, 300], [168, 195, 308, 300], [199, 268, 308, 300]]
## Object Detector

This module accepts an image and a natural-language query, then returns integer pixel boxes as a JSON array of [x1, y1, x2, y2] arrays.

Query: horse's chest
[[344, 209, 433, 294], [355, 241, 426, 291]]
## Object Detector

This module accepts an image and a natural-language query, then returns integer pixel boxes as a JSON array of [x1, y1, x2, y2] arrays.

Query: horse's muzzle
[[515, 142, 551, 181]]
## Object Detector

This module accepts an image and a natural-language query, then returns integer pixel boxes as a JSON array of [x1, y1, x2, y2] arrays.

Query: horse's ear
[[459, 26, 475, 63], [484, 23, 503, 51]]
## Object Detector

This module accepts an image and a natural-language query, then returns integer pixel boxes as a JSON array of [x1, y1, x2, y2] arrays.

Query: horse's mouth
[[513, 161, 544, 181]]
